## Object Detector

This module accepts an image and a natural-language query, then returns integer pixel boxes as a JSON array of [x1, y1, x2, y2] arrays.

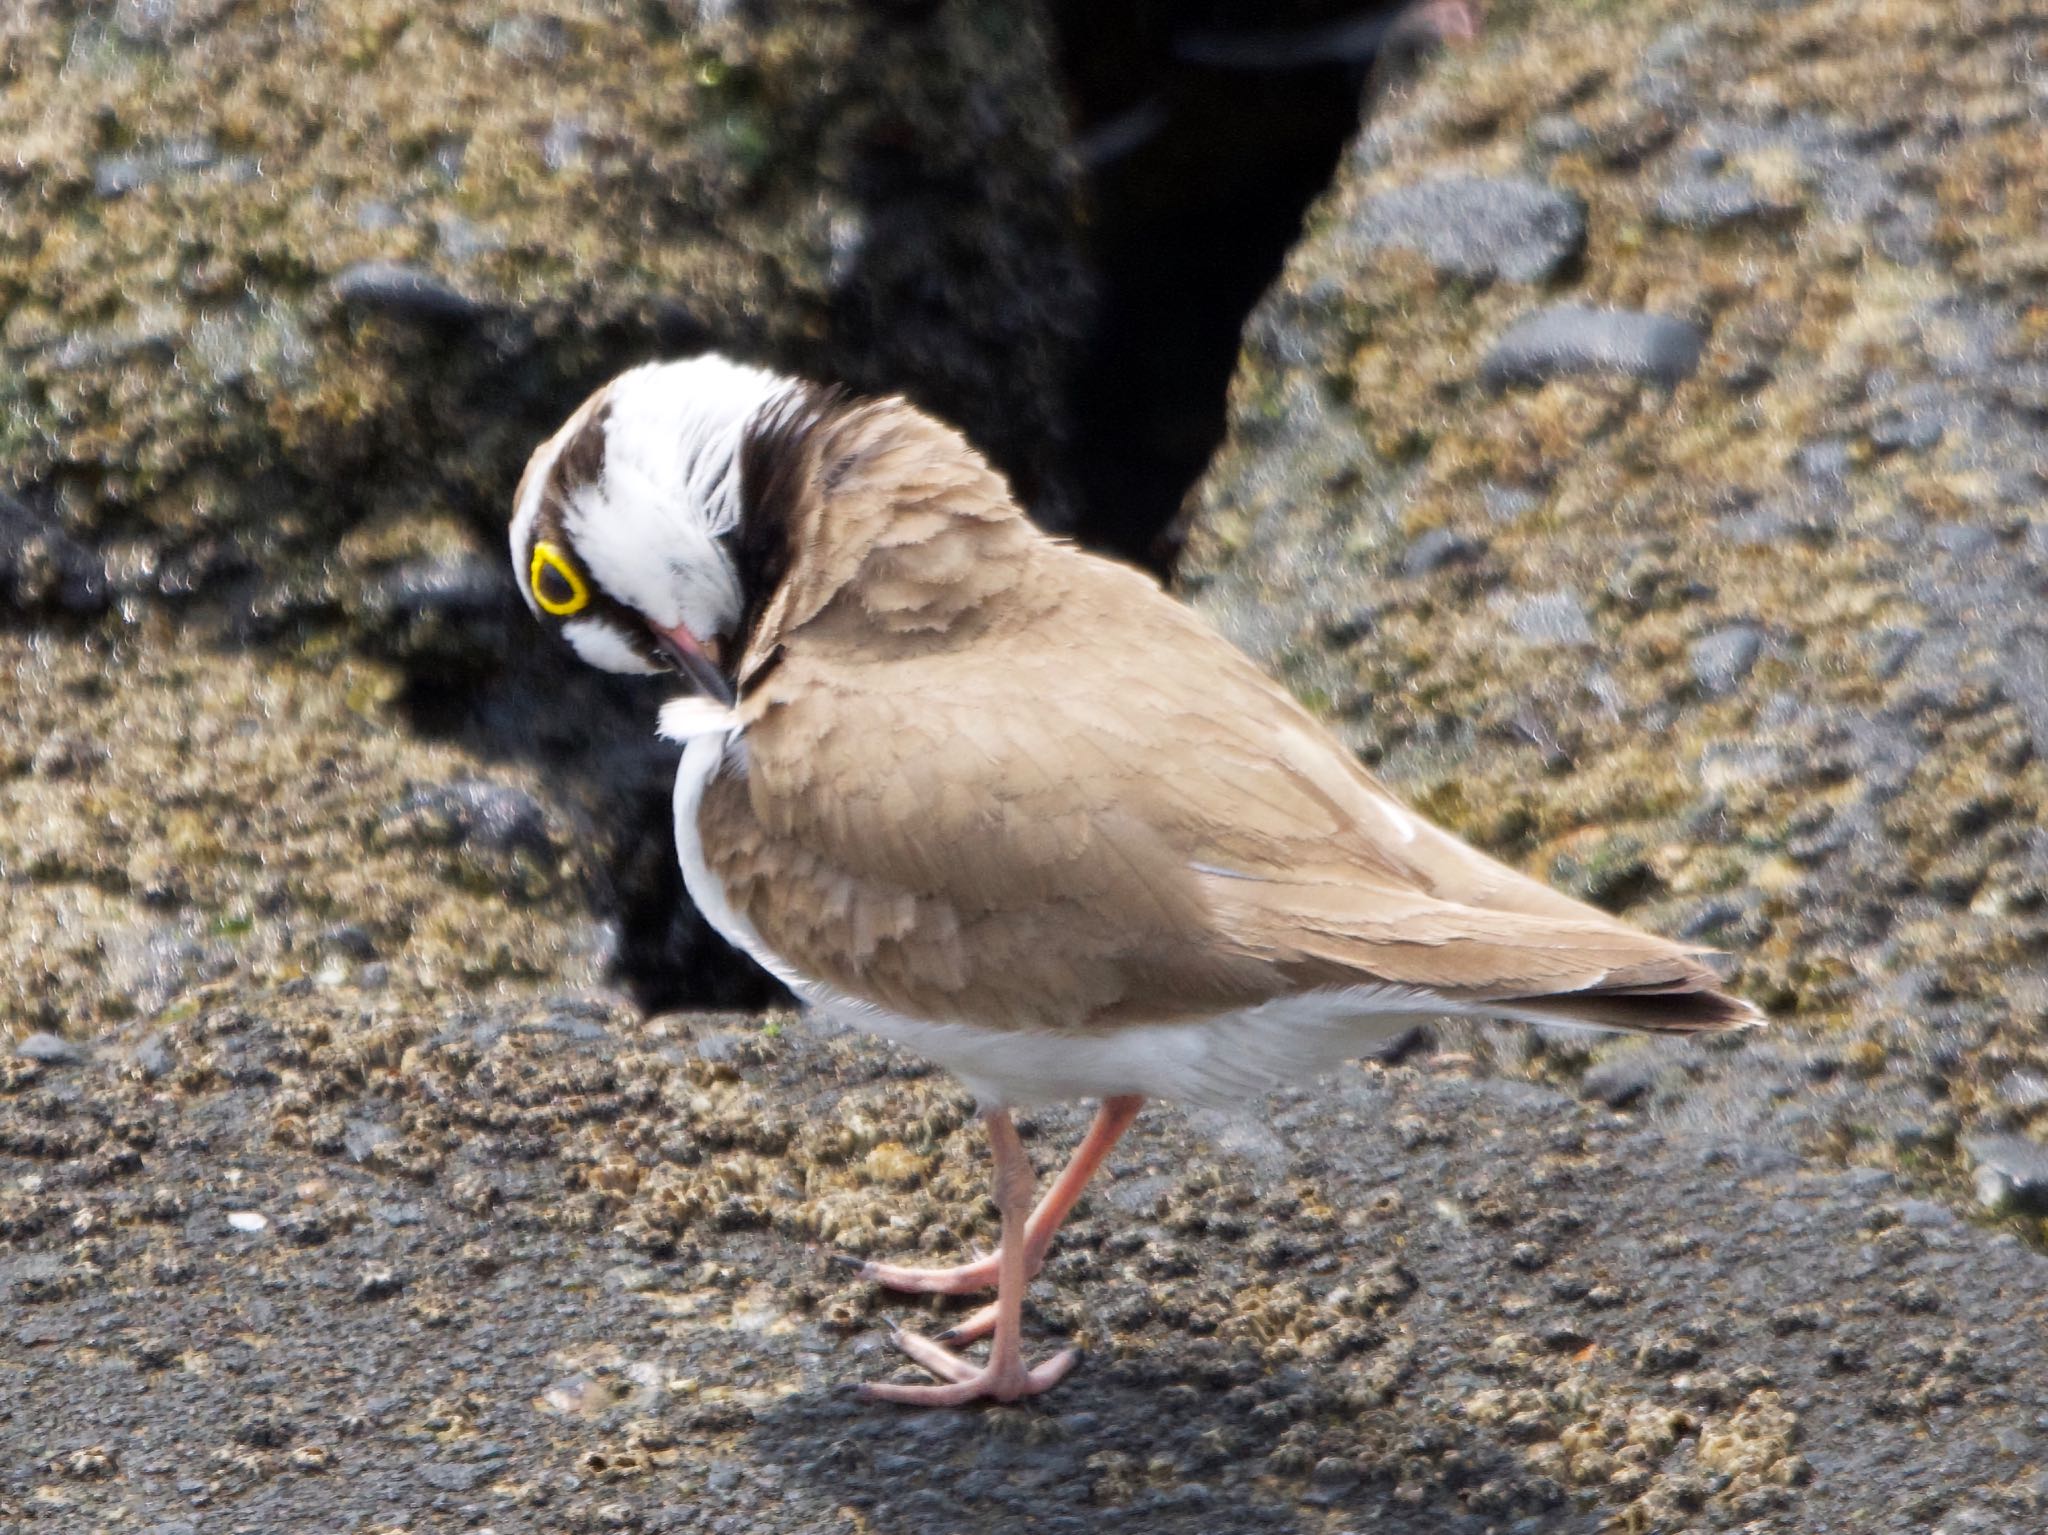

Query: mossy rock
[[0, 0, 1087, 633], [1181, 0, 2048, 1138]]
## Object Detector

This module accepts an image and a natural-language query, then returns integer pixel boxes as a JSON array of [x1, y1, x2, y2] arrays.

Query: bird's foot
[[858, 1327, 1078, 1407], [836, 1249, 1003, 1296]]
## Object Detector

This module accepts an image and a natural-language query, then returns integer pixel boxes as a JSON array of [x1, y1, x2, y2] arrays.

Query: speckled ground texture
[[8, 0, 2048, 1530]]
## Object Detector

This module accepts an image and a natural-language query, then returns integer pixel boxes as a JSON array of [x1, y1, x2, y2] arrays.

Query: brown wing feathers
[[710, 396, 1759, 1039]]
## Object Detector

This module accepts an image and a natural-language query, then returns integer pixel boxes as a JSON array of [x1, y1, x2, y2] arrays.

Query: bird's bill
[[649, 618, 734, 705]]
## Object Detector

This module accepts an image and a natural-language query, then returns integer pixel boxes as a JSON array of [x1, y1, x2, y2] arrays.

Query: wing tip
[[1516, 981, 1767, 1036]]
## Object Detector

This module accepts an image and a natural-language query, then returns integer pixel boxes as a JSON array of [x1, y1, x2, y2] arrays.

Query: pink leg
[[859, 1108, 1080, 1406], [851, 1095, 1143, 1296]]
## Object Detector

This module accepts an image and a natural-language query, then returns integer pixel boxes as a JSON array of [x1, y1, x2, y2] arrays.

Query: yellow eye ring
[[530, 541, 589, 616]]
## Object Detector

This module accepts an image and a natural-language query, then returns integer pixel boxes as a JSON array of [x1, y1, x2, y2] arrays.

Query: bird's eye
[[530, 542, 589, 616]]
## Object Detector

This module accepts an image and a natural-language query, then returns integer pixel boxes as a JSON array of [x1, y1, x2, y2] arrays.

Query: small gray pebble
[[1482, 305, 1705, 391], [1351, 175, 1586, 285], [1399, 528, 1486, 576], [15, 1032, 85, 1066], [1690, 624, 1764, 695]]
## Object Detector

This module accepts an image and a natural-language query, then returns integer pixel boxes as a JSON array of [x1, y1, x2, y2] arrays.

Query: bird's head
[[509, 353, 806, 704]]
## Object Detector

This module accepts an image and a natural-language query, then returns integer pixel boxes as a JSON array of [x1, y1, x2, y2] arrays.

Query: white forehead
[[598, 354, 796, 538], [511, 353, 796, 635]]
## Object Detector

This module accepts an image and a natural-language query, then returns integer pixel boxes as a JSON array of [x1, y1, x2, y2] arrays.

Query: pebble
[[1964, 1135, 2048, 1215], [1689, 624, 1764, 694], [1869, 411, 1944, 454], [1654, 169, 1794, 229], [226, 1211, 268, 1233], [1494, 589, 1594, 647], [1398, 528, 1486, 576], [1481, 305, 1706, 391], [1349, 174, 1587, 284], [129, 1031, 174, 1080], [1580, 1054, 1661, 1108], [15, 1032, 85, 1066], [343, 1118, 397, 1163], [331, 260, 485, 325], [418, 1461, 485, 1492]]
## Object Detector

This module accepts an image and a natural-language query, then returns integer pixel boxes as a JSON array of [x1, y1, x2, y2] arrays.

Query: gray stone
[[1897, 1198, 1957, 1228], [1965, 1135, 2048, 1214], [1528, 115, 1594, 155], [1350, 175, 1586, 284], [15, 1032, 85, 1066], [130, 1032, 174, 1080], [1690, 625, 1764, 694], [1581, 1054, 1662, 1108], [1999, 1071, 2048, 1114], [330, 260, 486, 326], [1399, 529, 1486, 576], [1483, 484, 1542, 523], [343, 1118, 397, 1163], [417, 1461, 484, 1492], [1932, 524, 1995, 561], [1869, 411, 1944, 454], [1654, 170, 1795, 229], [1482, 305, 1705, 390], [1494, 589, 1594, 647]]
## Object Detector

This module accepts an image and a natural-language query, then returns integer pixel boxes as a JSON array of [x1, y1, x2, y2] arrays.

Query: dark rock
[[0, 495, 110, 616], [15, 1033, 85, 1067], [1482, 305, 1705, 390], [1964, 1135, 2048, 1214], [321, 924, 379, 961], [1349, 175, 1587, 284], [330, 260, 487, 326], [1690, 624, 1764, 694]]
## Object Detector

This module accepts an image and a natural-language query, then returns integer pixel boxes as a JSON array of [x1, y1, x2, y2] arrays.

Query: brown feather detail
[[701, 399, 1759, 1039]]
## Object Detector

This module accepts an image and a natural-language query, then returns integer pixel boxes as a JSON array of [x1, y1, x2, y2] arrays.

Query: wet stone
[[1482, 305, 1706, 391], [1349, 174, 1587, 284]]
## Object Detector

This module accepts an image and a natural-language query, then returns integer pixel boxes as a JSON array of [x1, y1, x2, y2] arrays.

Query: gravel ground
[[7, 997, 2046, 1534]]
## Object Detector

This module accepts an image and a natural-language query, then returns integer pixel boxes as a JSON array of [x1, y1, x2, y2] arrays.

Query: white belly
[[667, 716, 1449, 1108]]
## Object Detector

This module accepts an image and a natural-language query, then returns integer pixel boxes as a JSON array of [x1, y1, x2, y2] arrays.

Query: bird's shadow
[[739, 1355, 1587, 1535]]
